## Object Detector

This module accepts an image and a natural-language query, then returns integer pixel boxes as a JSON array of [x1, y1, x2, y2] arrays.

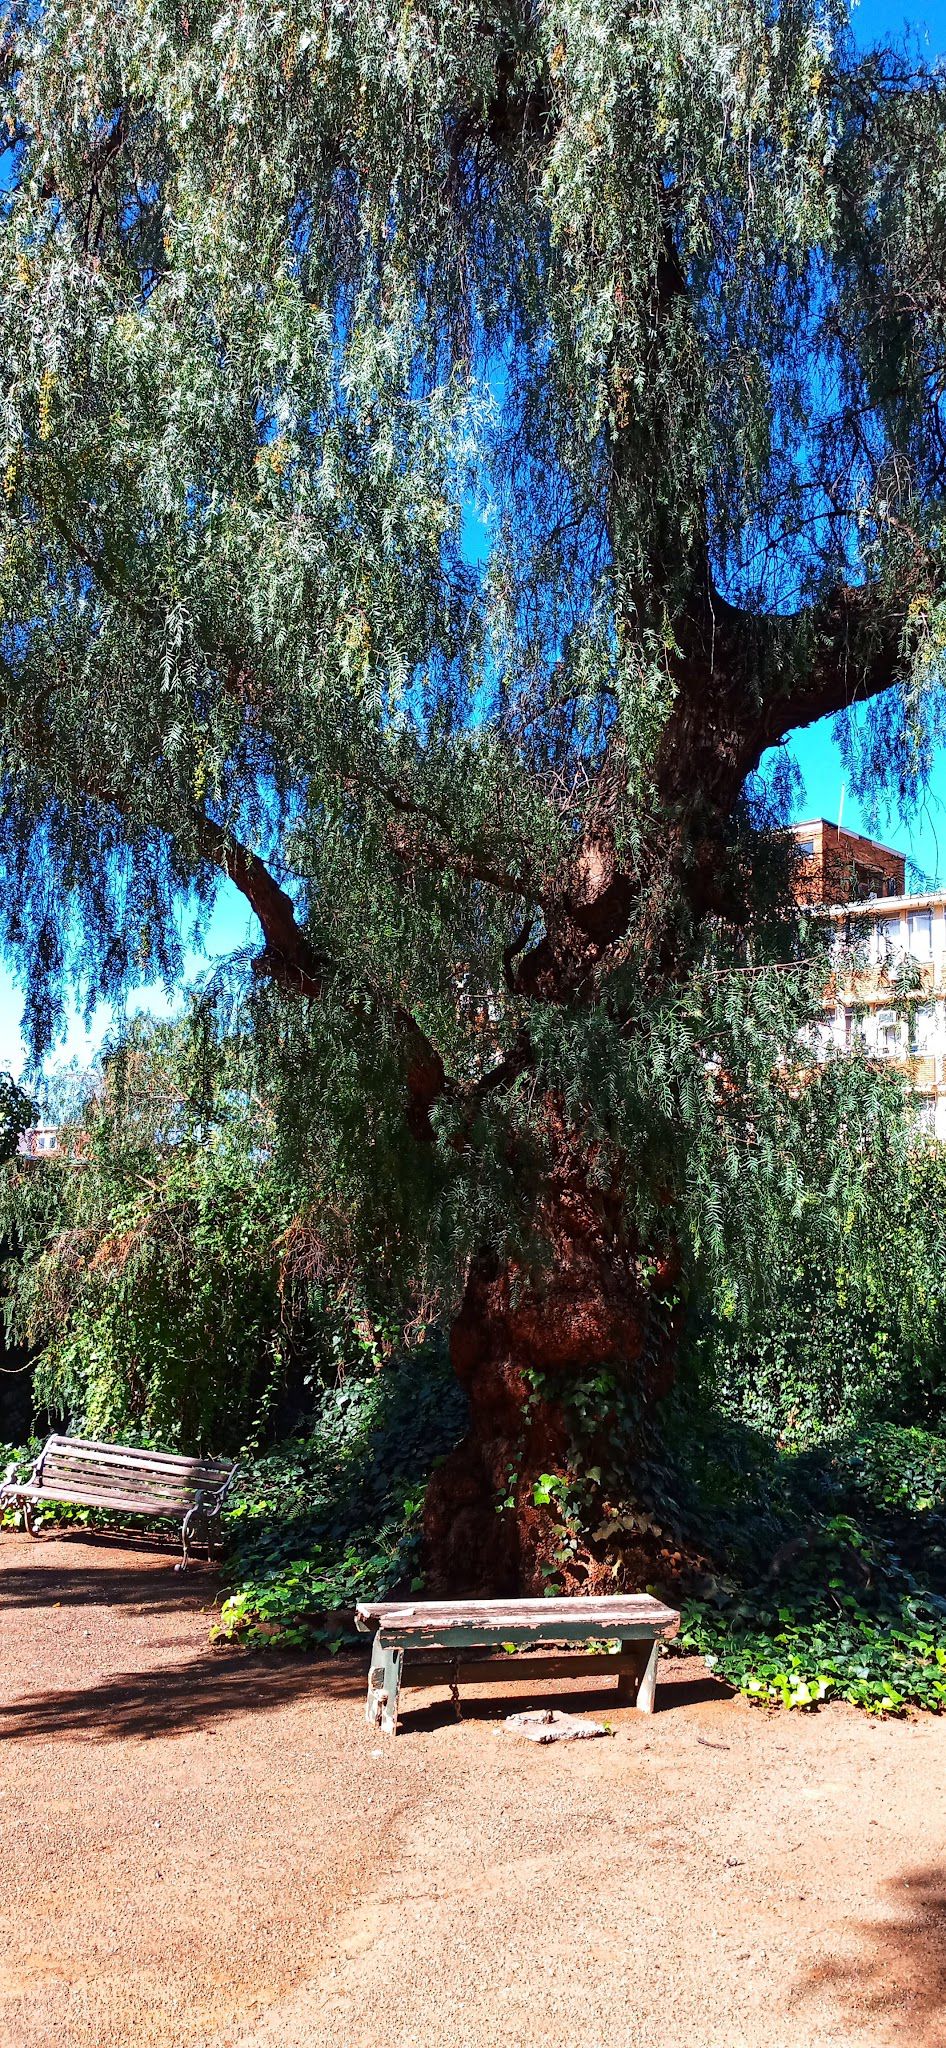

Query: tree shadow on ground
[[803, 1864, 946, 2048], [0, 1553, 218, 1614], [0, 1650, 368, 1744], [0, 1642, 732, 1745]]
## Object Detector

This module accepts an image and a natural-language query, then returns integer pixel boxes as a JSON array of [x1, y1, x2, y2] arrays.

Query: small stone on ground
[[504, 1708, 607, 1742]]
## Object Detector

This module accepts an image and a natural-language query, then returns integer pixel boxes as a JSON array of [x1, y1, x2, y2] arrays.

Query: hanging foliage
[[1, 2, 945, 1582]]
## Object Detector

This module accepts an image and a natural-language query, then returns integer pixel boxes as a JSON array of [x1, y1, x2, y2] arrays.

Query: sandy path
[[0, 1533, 942, 2048]]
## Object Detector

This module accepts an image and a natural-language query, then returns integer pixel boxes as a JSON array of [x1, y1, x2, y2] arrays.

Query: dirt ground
[[0, 1532, 943, 2048]]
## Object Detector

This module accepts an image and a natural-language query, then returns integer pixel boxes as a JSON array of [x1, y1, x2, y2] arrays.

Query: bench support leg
[[617, 1638, 659, 1712], [177, 1490, 210, 1572], [206, 1507, 222, 1562], [177, 1505, 200, 1572], [365, 1635, 403, 1737]]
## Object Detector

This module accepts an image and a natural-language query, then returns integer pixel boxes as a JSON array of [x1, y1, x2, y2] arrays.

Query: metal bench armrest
[[1, 1446, 44, 1501], [210, 1465, 240, 1507], [0, 1461, 21, 1503]]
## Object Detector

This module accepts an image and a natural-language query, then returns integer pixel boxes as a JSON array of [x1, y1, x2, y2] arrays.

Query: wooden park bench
[[355, 1595, 680, 1736], [0, 1435, 239, 1569]]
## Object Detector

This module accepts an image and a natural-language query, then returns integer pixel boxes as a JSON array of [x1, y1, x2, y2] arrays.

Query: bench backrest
[[38, 1435, 235, 1509]]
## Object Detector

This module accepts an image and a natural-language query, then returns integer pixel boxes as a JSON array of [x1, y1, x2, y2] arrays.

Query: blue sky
[[775, 2, 946, 885], [1, 0, 945, 1082]]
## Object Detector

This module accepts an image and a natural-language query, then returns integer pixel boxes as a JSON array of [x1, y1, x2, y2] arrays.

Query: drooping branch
[[197, 814, 447, 1141], [346, 768, 545, 904], [384, 812, 543, 903]]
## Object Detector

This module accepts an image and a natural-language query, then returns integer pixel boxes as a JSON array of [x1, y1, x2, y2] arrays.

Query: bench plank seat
[[355, 1595, 680, 1735], [1, 1434, 238, 1568]]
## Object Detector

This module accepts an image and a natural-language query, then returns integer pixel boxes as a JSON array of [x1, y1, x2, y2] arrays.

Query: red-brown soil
[[0, 1530, 943, 2047]]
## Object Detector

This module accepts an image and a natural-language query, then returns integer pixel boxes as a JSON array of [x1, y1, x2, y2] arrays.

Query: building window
[[909, 909, 933, 961], [797, 837, 815, 858], [873, 917, 902, 963], [875, 1009, 902, 1056], [911, 1004, 941, 1056]]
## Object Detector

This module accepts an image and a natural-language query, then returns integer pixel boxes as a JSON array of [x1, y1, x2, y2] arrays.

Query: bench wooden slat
[[37, 1485, 206, 1512], [42, 1447, 226, 1469], [47, 1432, 225, 1456], [41, 1466, 226, 1499], [40, 1482, 220, 1515], [15, 1490, 222, 1523], [44, 1439, 232, 1479], [407, 1651, 649, 1686], [378, 1620, 674, 1648], [358, 1597, 678, 1625]]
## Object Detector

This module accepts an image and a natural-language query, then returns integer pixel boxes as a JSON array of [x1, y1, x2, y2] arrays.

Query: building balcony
[[890, 1054, 944, 1090], [831, 959, 939, 1003]]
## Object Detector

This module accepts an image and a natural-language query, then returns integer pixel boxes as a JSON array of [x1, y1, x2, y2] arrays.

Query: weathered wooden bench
[[355, 1595, 680, 1736], [0, 1435, 239, 1569]]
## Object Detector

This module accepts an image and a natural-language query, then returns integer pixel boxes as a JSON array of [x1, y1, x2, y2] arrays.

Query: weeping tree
[[0, 0, 944, 1589]]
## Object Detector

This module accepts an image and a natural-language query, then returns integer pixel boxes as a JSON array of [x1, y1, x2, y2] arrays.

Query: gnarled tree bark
[[424, 1111, 680, 1594]]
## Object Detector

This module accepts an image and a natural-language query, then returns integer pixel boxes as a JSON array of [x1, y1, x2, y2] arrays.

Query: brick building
[[789, 822, 946, 1139], [790, 818, 905, 904]]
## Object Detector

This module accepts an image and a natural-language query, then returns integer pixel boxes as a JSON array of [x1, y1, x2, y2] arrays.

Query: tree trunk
[[423, 1124, 679, 1595]]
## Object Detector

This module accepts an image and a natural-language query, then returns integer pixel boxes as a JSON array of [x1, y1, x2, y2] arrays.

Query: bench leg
[[22, 1499, 37, 1539], [617, 1638, 659, 1712], [177, 1505, 200, 1572], [178, 1490, 211, 1572], [365, 1635, 403, 1737]]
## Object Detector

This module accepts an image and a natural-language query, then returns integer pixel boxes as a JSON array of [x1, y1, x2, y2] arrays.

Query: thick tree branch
[[196, 817, 329, 999], [511, 573, 928, 999], [756, 585, 919, 750], [656, 578, 922, 830]]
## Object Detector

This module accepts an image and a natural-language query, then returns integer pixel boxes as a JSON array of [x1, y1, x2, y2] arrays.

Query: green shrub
[[216, 1337, 466, 1647], [0, 1021, 424, 1451], [643, 1404, 946, 1714], [688, 1141, 946, 1440]]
